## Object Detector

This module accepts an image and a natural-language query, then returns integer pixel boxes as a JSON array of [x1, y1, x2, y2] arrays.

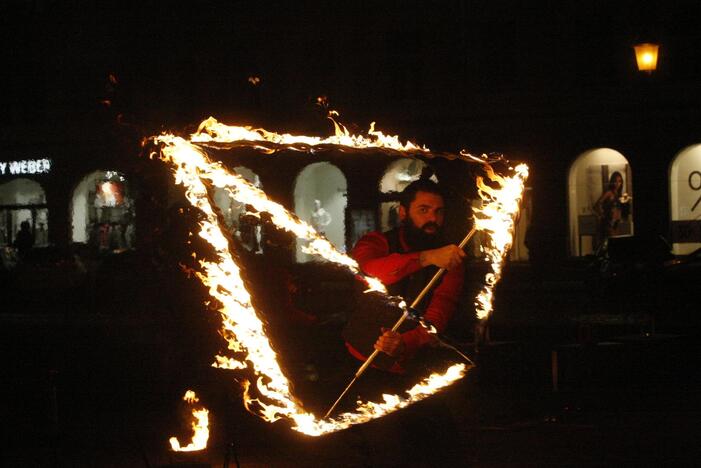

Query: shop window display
[[669, 144, 701, 255], [294, 162, 347, 262], [378, 158, 436, 232], [71, 171, 135, 252], [0, 178, 48, 251], [568, 148, 634, 256]]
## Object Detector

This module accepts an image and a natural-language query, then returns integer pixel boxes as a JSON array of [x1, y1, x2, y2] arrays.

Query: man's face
[[399, 190, 445, 236]]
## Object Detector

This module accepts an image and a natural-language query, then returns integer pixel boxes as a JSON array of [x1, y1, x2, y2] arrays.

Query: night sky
[[3, 5, 701, 465], [3, 1, 701, 141]]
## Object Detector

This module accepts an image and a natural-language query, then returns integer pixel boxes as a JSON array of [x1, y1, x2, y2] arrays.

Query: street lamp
[[633, 43, 659, 73]]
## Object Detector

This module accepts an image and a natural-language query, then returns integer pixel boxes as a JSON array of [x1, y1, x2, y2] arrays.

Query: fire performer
[[343, 177, 466, 374], [341, 177, 467, 464]]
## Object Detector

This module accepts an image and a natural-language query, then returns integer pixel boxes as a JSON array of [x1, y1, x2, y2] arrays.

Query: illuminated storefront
[[669, 144, 701, 255], [0, 158, 52, 252], [568, 148, 634, 256], [71, 170, 136, 252], [294, 162, 347, 262], [1, 134, 688, 266], [0, 178, 49, 248]]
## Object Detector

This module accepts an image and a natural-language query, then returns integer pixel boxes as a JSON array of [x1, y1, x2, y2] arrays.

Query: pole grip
[[324, 224, 477, 418]]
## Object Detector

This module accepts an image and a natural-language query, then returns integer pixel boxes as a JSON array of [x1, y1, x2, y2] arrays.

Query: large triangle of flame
[[154, 118, 528, 436]]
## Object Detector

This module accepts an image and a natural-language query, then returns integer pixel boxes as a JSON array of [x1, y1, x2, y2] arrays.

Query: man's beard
[[403, 219, 443, 250]]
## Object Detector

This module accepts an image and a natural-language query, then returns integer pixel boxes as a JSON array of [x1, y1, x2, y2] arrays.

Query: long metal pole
[[323, 226, 477, 419]]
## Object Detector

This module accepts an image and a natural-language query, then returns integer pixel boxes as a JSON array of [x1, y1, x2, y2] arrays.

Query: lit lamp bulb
[[633, 43, 659, 73]]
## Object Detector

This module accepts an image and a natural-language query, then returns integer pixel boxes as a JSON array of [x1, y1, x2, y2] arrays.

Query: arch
[[70, 170, 135, 251], [0, 178, 48, 247], [669, 144, 701, 255], [212, 166, 263, 253], [378, 158, 436, 232], [568, 148, 634, 256], [293, 162, 348, 262]]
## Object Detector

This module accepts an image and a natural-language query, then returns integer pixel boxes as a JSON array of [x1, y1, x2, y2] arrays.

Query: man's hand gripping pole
[[323, 225, 477, 419]]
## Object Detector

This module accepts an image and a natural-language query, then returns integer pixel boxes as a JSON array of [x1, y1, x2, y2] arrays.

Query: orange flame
[[169, 390, 210, 452], [191, 116, 429, 153], [473, 163, 529, 319], [153, 117, 527, 436]]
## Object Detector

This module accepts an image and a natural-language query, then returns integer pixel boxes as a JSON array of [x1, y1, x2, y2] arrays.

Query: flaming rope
[[153, 117, 528, 437]]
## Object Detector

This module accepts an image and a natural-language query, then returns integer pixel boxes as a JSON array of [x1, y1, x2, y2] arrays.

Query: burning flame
[[473, 163, 529, 319], [169, 390, 210, 452], [153, 116, 527, 437], [191, 116, 429, 153]]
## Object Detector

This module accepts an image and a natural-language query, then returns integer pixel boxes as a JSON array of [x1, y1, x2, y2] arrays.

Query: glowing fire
[[153, 116, 527, 437], [473, 163, 529, 319], [191, 116, 429, 153], [169, 390, 210, 452]]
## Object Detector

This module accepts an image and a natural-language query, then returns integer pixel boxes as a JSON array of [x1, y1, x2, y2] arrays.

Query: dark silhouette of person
[[14, 220, 34, 257]]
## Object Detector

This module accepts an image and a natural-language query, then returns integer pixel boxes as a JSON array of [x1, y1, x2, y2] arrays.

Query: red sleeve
[[351, 231, 423, 285], [351, 231, 465, 367], [400, 264, 464, 357]]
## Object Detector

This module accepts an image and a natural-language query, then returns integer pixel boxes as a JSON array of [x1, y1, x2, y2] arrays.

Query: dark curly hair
[[399, 178, 445, 209]]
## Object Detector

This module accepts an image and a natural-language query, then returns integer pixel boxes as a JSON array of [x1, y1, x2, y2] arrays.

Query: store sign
[[690, 170, 701, 213], [0, 159, 52, 176], [671, 169, 701, 243]]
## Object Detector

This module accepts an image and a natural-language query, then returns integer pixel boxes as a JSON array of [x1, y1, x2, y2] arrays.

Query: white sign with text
[[0, 159, 52, 176]]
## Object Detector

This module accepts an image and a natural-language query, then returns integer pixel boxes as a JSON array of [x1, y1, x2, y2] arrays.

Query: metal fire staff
[[324, 225, 478, 419]]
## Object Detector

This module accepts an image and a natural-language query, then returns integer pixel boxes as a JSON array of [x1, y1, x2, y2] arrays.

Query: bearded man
[[344, 178, 465, 373]]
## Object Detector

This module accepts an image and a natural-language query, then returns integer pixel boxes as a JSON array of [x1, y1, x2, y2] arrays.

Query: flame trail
[[473, 163, 529, 319], [191, 116, 429, 153], [153, 116, 528, 436], [169, 390, 210, 452]]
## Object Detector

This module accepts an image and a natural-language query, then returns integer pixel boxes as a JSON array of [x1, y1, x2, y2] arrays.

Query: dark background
[[2, 0, 701, 256], [2, 2, 701, 466]]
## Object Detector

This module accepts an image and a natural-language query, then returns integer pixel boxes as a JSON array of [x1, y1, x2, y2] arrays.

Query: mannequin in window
[[36, 222, 48, 246], [310, 199, 332, 236], [594, 171, 630, 246], [125, 222, 136, 249]]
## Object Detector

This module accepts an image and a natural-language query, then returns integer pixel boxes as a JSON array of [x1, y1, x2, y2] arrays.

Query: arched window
[[293, 162, 348, 262], [0, 178, 48, 248], [669, 144, 701, 255], [211, 166, 263, 253], [378, 158, 435, 232], [568, 148, 633, 256], [71, 170, 135, 252]]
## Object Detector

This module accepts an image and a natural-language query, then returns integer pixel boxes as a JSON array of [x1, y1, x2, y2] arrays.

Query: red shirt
[[348, 228, 464, 369]]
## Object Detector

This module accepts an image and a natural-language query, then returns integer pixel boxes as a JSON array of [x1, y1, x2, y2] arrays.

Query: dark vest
[[384, 228, 439, 315], [342, 228, 442, 370]]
